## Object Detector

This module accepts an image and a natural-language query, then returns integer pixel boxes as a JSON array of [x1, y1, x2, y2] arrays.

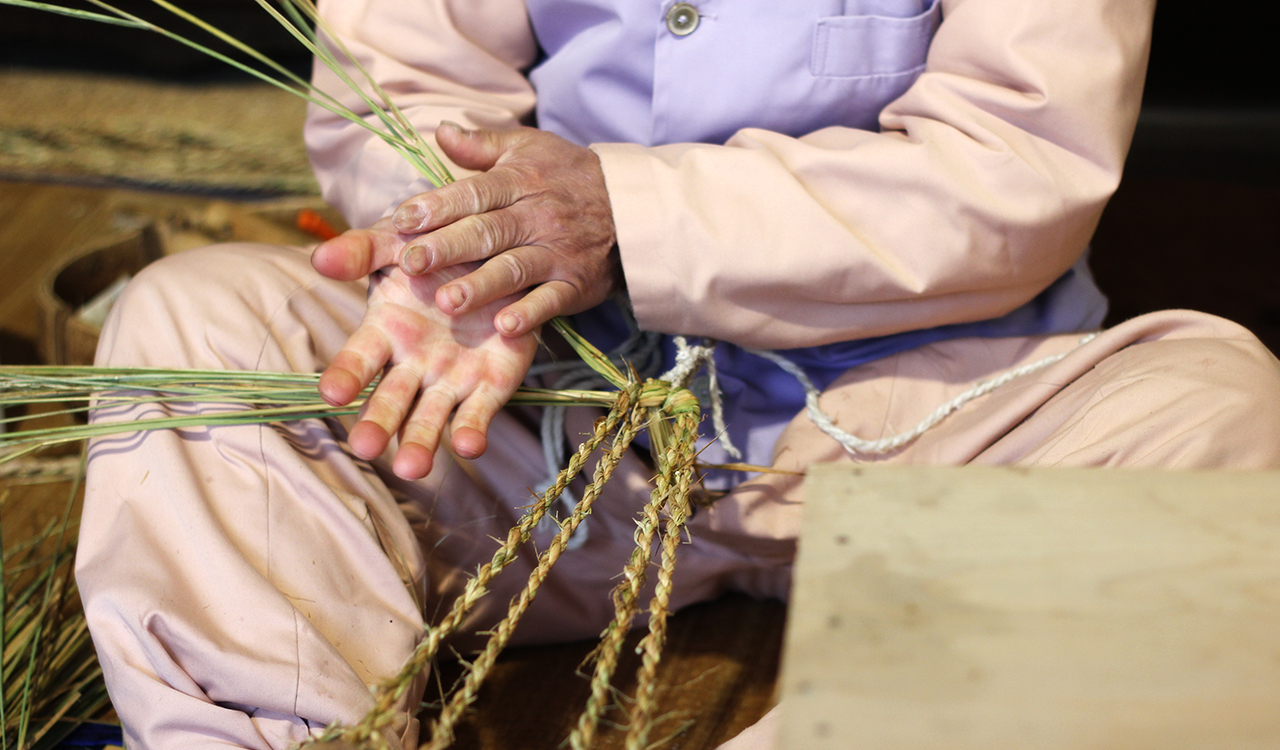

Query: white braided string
[[746, 332, 1099, 456], [660, 337, 741, 460]]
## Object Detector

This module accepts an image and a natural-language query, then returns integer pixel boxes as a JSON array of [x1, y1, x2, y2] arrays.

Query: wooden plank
[[782, 466, 1280, 750]]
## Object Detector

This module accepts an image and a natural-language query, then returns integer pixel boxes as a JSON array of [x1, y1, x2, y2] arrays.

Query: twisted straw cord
[[424, 398, 647, 750], [305, 387, 638, 750], [625, 412, 698, 750], [569, 405, 676, 750]]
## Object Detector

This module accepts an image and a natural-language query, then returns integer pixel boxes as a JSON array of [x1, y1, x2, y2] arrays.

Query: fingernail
[[443, 285, 467, 311], [393, 204, 425, 231], [496, 312, 519, 334], [402, 245, 429, 274], [440, 120, 472, 137]]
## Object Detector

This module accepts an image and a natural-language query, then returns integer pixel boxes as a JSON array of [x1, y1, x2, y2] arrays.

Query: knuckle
[[452, 410, 484, 433], [339, 348, 378, 378], [496, 251, 532, 291], [438, 184, 480, 220], [472, 213, 505, 256], [402, 421, 440, 447], [422, 381, 459, 404], [463, 182, 488, 215], [447, 214, 487, 259]]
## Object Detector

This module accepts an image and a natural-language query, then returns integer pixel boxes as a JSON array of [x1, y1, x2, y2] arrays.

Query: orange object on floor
[[296, 208, 340, 241]]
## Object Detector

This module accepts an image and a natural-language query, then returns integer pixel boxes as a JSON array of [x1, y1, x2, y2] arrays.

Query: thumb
[[435, 121, 518, 171], [311, 223, 404, 280]]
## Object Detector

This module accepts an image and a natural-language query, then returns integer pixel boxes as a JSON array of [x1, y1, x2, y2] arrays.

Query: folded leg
[[78, 244, 427, 749]]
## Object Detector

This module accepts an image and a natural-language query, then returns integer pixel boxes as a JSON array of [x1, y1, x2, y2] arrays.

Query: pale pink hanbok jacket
[[305, 0, 1154, 467]]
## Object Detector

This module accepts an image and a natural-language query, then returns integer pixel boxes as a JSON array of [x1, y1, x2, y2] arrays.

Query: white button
[[666, 3, 700, 36]]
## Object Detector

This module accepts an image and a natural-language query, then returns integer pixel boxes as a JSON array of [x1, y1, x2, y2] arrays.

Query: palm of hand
[[320, 263, 537, 480]]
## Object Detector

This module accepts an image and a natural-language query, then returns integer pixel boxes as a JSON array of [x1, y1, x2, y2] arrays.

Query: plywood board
[[782, 466, 1280, 750]]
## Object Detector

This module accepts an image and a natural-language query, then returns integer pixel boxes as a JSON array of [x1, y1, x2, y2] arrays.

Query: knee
[[1080, 333, 1280, 468], [96, 243, 331, 370]]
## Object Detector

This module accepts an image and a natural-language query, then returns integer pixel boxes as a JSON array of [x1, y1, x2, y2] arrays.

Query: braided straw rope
[[302, 322, 709, 750], [625, 406, 699, 750], [568, 413, 669, 750], [424, 396, 650, 750]]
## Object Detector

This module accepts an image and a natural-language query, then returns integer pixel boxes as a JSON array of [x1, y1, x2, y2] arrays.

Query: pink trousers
[[76, 243, 1280, 750]]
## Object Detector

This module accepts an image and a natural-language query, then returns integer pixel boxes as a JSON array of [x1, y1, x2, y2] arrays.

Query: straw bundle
[[300, 321, 704, 750], [1, 455, 113, 750], [0, 319, 706, 750]]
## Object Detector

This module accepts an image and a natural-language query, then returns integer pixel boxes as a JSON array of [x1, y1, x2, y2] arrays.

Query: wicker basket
[[35, 199, 349, 367], [37, 223, 165, 367]]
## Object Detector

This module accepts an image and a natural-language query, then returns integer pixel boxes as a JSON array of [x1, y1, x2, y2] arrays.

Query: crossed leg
[[77, 244, 1280, 750]]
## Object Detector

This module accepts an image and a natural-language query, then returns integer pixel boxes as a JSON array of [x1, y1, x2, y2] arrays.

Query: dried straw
[[298, 321, 709, 750], [2, 452, 114, 750], [0, 318, 711, 750]]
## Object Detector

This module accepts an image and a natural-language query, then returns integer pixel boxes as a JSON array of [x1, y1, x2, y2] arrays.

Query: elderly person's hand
[[309, 123, 621, 479], [389, 121, 623, 335]]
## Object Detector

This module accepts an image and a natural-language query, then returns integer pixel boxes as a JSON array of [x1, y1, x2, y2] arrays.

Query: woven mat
[[0, 69, 319, 195]]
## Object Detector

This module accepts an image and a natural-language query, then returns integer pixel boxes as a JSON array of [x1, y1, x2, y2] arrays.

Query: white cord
[[746, 333, 1099, 456], [532, 331, 742, 538], [660, 337, 741, 460], [659, 336, 714, 388]]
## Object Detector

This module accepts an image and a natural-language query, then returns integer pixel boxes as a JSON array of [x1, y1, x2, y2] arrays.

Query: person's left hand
[[312, 219, 538, 480], [387, 122, 623, 337]]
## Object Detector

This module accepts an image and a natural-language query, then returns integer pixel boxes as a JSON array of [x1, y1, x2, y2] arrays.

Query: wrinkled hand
[[387, 122, 622, 335], [312, 219, 537, 480]]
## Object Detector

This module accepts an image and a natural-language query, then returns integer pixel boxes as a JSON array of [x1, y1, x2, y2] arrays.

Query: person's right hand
[[387, 122, 622, 335], [312, 219, 538, 480]]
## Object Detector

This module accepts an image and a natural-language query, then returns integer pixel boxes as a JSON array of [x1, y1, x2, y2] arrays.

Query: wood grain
[[784, 466, 1280, 750]]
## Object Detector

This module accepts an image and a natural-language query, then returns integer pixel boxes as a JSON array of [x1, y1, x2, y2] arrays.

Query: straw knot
[[632, 379, 700, 417], [660, 386, 700, 416]]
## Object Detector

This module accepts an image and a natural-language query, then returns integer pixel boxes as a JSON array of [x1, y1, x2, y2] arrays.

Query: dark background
[[2, 1, 1278, 352], [0, 0, 313, 80], [2, 3, 1274, 106]]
